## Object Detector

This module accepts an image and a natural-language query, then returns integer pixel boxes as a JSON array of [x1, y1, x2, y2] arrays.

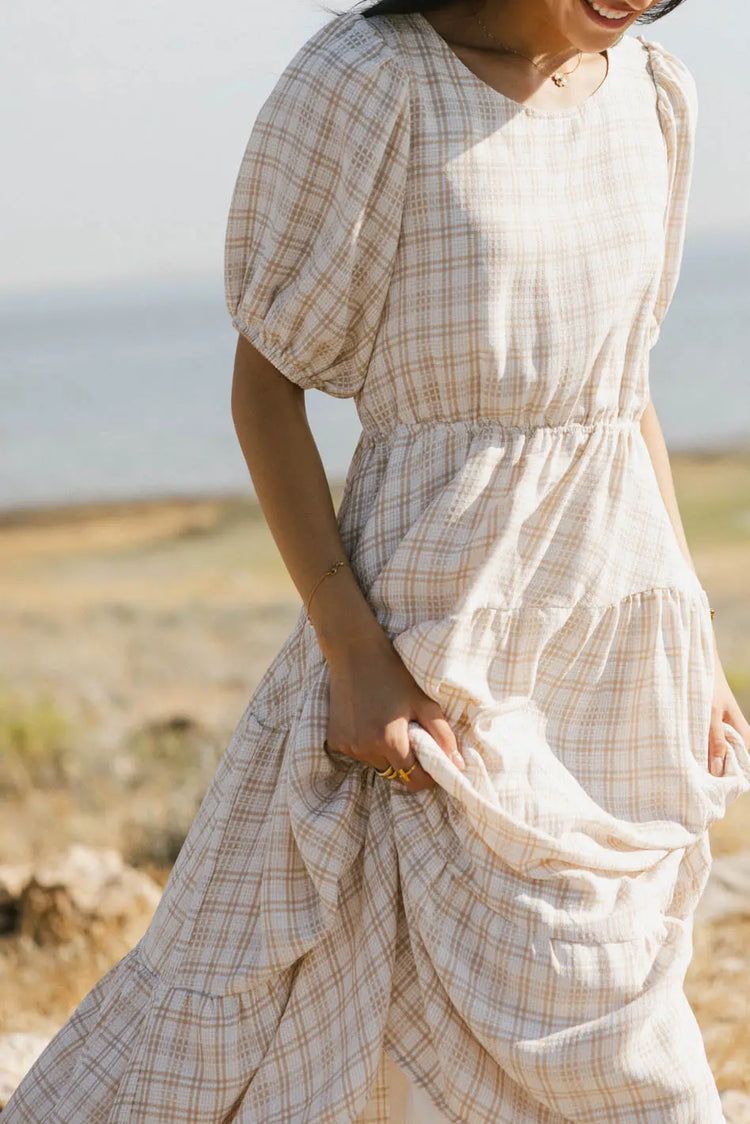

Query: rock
[[0, 1033, 52, 1108], [0, 864, 34, 900], [695, 852, 750, 925], [721, 1090, 750, 1124], [17, 843, 161, 947], [0, 863, 33, 935]]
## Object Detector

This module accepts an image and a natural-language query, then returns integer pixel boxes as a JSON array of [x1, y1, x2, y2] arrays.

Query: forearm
[[230, 334, 388, 663]]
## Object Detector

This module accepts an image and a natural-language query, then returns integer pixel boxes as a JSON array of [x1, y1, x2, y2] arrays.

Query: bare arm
[[230, 333, 384, 661], [639, 396, 750, 770], [230, 333, 464, 787]]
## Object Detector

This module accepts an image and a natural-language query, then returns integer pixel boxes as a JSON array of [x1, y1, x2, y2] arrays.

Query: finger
[[414, 705, 465, 771], [323, 736, 350, 763], [371, 756, 434, 791], [370, 756, 406, 782], [363, 746, 434, 791], [725, 706, 750, 752], [708, 707, 727, 777], [395, 762, 434, 792], [382, 722, 435, 792]]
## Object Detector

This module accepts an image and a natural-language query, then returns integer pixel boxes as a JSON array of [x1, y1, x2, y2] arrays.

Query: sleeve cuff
[[231, 315, 321, 391]]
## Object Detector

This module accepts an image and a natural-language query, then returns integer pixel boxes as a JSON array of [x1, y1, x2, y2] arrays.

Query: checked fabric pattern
[[6, 9, 750, 1122]]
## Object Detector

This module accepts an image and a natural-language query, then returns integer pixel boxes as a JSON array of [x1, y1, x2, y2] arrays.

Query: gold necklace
[[471, 13, 583, 88]]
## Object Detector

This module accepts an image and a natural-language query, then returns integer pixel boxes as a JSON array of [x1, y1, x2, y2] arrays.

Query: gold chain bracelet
[[305, 559, 351, 622]]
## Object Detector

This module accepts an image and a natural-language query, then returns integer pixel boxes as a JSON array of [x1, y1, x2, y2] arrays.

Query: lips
[[580, 0, 633, 27]]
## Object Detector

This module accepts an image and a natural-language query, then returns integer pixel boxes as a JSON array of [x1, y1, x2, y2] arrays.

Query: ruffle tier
[[6, 579, 748, 1120], [6, 418, 749, 1121]]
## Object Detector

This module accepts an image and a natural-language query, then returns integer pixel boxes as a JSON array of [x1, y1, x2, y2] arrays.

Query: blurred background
[[1, 0, 749, 1109]]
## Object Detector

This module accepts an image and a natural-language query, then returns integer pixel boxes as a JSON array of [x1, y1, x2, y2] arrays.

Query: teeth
[[587, 0, 629, 17]]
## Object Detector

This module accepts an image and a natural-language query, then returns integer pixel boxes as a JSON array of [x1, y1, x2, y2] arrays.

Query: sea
[[1, 231, 748, 515]]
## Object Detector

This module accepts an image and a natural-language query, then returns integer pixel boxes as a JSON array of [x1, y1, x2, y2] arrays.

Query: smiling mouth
[[580, 0, 634, 27]]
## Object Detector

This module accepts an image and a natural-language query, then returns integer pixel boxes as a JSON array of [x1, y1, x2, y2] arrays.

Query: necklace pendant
[[551, 71, 567, 87]]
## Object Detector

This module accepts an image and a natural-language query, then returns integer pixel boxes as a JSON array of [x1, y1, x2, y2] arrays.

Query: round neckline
[[410, 10, 619, 118]]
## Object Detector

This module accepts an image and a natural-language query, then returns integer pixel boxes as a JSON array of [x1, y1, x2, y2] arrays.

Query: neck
[[464, 0, 579, 66]]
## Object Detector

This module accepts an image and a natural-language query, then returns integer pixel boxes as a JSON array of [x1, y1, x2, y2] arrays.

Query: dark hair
[[328, 0, 687, 25]]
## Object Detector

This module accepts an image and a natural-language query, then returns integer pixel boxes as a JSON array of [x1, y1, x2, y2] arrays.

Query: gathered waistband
[[360, 416, 642, 444]]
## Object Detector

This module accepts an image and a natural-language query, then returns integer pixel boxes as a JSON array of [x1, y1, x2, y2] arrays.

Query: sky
[[3, 0, 749, 296]]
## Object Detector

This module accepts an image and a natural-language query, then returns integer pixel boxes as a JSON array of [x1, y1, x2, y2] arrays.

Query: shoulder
[[270, 9, 411, 104], [632, 34, 698, 125]]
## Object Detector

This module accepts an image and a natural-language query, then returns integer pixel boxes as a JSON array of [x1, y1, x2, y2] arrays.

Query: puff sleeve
[[223, 14, 411, 397], [638, 36, 698, 348]]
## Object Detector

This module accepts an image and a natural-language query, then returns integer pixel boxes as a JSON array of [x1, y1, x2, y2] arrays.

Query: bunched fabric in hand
[[5, 9, 750, 1123]]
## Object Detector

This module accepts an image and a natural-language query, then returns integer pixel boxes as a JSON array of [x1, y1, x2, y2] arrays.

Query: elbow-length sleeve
[[638, 36, 699, 348], [224, 14, 411, 397]]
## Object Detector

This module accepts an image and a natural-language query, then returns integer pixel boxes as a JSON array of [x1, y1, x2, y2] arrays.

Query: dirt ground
[[1, 448, 749, 1092]]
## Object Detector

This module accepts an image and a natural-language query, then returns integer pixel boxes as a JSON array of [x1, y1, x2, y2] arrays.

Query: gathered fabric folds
[[6, 415, 749, 1120]]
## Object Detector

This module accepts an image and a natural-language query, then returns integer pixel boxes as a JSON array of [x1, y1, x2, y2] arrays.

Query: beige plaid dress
[[6, 9, 750, 1124]]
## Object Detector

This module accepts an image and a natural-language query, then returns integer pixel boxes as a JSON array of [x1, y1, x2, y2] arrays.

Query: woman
[[5, 0, 750, 1120]]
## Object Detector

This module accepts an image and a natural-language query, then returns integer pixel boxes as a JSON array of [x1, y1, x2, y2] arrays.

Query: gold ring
[[374, 764, 399, 780], [397, 763, 417, 782]]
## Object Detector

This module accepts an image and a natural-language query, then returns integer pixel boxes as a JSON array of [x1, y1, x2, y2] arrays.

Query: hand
[[323, 629, 465, 793], [708, 657, 750, 777]]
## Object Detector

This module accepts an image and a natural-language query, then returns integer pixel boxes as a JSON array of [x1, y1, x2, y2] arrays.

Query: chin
[[560, 0, 639, 48]]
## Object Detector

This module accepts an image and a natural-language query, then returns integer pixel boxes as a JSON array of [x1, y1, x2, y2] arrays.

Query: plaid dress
[[6, 9, 750, 1123]]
